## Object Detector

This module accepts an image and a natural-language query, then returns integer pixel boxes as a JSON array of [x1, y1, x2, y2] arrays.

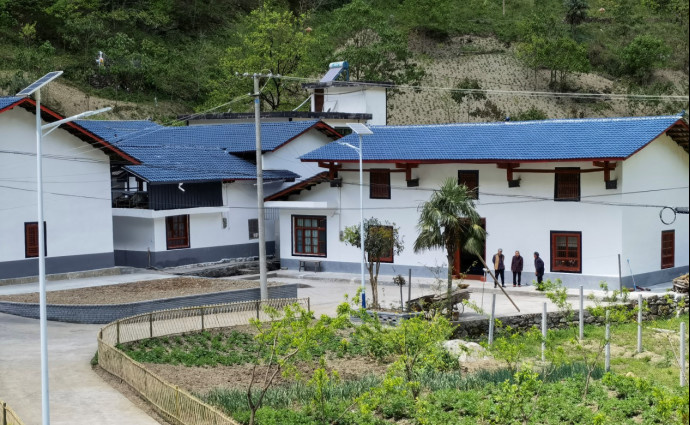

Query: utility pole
[[253, 74, 268, 300]]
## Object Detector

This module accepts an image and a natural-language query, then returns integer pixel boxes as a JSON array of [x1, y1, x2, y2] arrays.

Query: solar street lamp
[[343, 123, 373, 309], [17, 72, 111, 425]]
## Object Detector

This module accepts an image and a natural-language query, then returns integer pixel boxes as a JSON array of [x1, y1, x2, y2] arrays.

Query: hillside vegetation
[[0, 0, 687, 123]]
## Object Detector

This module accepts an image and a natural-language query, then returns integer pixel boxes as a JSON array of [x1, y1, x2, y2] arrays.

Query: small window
[[248, 218, 259, 240], [25, 222, 46, 258], [661, 230, 674, 269], [166, 215, 190, 250], [370, 169, 391, 199], [555, 168, 580, 201], [369, 225, 394, 263], [458, 170, 479, 200], [293, 215, 326, 256], [550, 231, 581, 273]]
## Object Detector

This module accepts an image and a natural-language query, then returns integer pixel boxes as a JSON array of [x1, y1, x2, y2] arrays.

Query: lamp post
[[17, 72, 111, 425], [344, 123, 373, 308]]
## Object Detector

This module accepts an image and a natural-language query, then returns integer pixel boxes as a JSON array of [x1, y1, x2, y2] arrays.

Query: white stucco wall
[[312, 86, 387, 125], [0, 107, 114, 263], [620, 134, 689, 277], [263, 129, 332, 185], [275, 160, 631, 285]]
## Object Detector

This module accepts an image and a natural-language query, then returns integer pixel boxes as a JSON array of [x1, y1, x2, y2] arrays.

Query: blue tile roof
[[0, 96, 24, 111], [301, 115, 686, 162], [76, 119, 310, 183]]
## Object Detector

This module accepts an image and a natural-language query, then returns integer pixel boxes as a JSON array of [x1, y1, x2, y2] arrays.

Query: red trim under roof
[[264, 171, 329, 201], [2, 97, 140, 165]]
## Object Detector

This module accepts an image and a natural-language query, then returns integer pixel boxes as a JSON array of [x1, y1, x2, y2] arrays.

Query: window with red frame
[[369, 169, 391, 199], [555, 168, 580, 201], [551, 231, 581, 273], [166, 215, 190, 249], [25, 222, 46, 258], [458, 170, 479, 200], [293, 216, 326, 256], [661, 230, 674, 269]]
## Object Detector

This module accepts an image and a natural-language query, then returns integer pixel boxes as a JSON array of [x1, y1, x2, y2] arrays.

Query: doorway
[[453, 218, 486, 281]]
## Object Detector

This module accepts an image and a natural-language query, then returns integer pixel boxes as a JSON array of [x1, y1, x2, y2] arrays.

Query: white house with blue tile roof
[[0, 96, 139, 279], [266, 115, 689, 289], [77, 119, 340, 269]]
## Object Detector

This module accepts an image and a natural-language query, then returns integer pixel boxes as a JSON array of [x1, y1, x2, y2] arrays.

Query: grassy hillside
[[0, 0, 687, 123]]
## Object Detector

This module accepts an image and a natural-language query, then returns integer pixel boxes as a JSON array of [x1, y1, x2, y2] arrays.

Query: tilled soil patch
[[144, 356, 389, 395], [0, 277, 281, 305]]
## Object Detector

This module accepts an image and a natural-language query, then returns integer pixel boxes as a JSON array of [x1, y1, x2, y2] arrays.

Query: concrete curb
[[0, 283, 297, 324]]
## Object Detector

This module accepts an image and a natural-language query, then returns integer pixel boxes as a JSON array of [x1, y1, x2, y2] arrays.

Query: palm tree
[[414, 177, 486, 317]]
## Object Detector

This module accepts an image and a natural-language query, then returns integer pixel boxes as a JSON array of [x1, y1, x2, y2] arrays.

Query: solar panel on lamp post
[[17, 71, 111, 425], [344, 123, 373, 309]]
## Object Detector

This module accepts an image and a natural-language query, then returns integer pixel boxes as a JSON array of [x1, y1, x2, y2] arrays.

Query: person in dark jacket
[[534, 251, 545, 284], [511, 250, 523, 287], [492, 248, 505, 288]]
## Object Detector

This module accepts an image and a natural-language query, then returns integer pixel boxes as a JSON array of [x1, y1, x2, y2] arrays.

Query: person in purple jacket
[[511, 250, 523, 287]]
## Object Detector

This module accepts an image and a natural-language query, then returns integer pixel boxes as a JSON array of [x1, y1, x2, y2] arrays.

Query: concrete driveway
[[0, 313, 159, 425]]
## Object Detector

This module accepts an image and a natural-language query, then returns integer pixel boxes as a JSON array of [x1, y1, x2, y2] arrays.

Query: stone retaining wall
[[0, 284, 297, 324], [454, 293, 689, 339]]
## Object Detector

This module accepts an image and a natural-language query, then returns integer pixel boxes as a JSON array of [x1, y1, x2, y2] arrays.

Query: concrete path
[[0, 313, 160, 425], [0, 271, 170, 296]]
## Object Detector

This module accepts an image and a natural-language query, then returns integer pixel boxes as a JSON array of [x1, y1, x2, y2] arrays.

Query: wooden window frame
[[550, 231, 582, 273], [458, 170, 479, 200], [24, 222, 47, 258], [292, 215, 327, 257], [554, 168, 581, 201], [369, 169, 391, 199], [661, 230, 674, 269], [248, 218, 259, 240], [166, 215, 190, 250], [369, 225, 394, 263]]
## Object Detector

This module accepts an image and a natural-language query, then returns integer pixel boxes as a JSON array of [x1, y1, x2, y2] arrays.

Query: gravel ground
[[0, 277, 279, 305]]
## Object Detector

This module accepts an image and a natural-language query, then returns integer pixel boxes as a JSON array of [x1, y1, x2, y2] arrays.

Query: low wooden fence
[[97, 298, 310, 425], [1, 399, 25, 425]]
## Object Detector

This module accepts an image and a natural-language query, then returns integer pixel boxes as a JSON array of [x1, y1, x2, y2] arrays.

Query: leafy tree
[[514, 106, 548, 120], [642, 0, 689, 72], [414, 177, 485, 317], [343, 217, 404, 308], [325, 0, 425, 87], [451, 78, 486, 121], [207, 2, 321, 111], [620, 35, 672, 82], [518, 35, 590, 90], [563, 0, 589, 29], [399, 0, 453, 39], [245, 302, 349, 425]]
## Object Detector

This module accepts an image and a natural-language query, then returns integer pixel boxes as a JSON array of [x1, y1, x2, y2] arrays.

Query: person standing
[[492, 248, 505, 288], [534, 251, 545, 285], [511, 250, 523, 287]]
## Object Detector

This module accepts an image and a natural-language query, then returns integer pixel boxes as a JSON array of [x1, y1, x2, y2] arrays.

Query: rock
[[625, 372, 636, 378], [443, 339, 489, 363]]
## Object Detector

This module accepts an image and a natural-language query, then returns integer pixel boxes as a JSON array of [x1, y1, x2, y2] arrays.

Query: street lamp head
[[346, 122, 373, 135]]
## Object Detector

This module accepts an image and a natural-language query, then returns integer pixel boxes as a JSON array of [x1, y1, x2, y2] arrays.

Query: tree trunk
[[368, 263, 378, 308], [446, 252, 454, 319]]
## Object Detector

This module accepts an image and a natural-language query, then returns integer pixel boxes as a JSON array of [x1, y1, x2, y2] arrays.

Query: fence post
[[681, 322, 686, 387], [488, 294, 496, 346], [175, 386, 181, 418], [116, 320, 120, 345], [2, 401, 7, 425], [256, 301, 260, 320], [408, 268, 412, 312], [637, 294, 643, 353], [542, 302, 547, 362], [307, 297, 311, 313], [201, 307, 205, 331], [605, 310, 611, 372], [579, 285, 584, 342]]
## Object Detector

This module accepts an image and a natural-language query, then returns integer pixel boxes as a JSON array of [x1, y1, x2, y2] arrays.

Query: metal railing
[[98, 298, 309, 425]]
